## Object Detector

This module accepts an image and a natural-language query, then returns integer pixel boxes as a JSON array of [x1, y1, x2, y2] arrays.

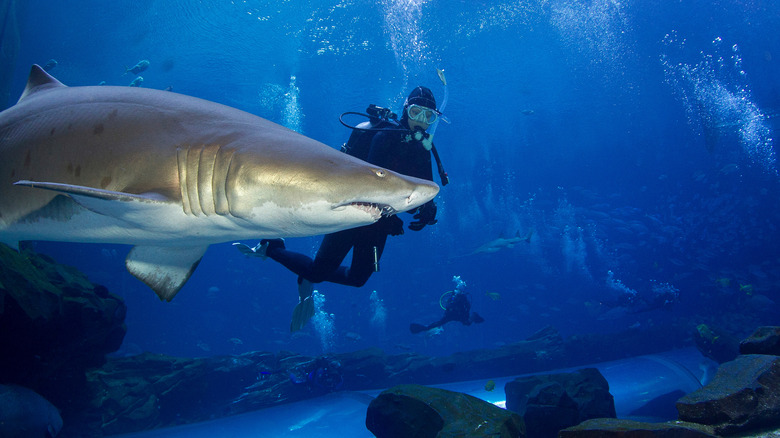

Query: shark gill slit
[[212, 146, 233, 216], [176, 147, 192, 215], [197, 144, 220, 216], [185, 146, 204, 216]]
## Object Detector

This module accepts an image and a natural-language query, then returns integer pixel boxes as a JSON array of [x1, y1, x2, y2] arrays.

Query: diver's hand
[[233, 242, 266, 258], [386, 215, 405, 236], [408, 202, 437, 231]]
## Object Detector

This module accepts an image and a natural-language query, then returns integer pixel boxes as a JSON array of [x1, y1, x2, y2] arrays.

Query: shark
[[0, 65, 439, 301], [462, 230, 533, 257]]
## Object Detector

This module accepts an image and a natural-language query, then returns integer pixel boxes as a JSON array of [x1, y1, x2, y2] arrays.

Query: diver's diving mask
[[407, 104, 438, 124]]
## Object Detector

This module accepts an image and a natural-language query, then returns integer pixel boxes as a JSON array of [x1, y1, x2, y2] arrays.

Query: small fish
[[228, 337, 243, 345], [129, 76, 143, 87], [740, 284, 753, 295], [714, 278, 730, 288], [485, 380, 496, 391], [436, 68, 447, 86], [43, 59, 58, 71], [485, 292, 501, 301], [124, 59, 150, 76]]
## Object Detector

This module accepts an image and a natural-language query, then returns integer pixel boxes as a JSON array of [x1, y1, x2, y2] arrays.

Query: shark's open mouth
[[347, 202, 396, 218]]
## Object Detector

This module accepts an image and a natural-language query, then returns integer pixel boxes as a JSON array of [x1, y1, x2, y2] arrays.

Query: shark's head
[[221, 140, 439, 236]]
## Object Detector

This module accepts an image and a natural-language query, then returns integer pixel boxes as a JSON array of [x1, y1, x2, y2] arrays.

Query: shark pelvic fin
[[126, 245, 207, 301], [18, 65, 67, 103]]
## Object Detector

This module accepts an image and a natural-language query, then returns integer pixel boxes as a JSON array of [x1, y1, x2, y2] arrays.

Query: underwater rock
[[739, 326, 780, 355], [692, 323, 740, 364], [505, 368, 616, 438], [75, 324, 692, 436], [86, 350, 341, 436], [0, 384, 64, 438], [365, 384, 524, 438], [0, 244, 126, 436], [522, 381, 580, 438], [676, 354, 780, 435], [563, 322, 690, 365], [559, 418, 717, 438]]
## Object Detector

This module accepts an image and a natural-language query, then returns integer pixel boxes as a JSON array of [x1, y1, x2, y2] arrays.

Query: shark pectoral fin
[[14, 180, 169, 203], [14, 180, 171, 220], [125, 245, 207, 301]]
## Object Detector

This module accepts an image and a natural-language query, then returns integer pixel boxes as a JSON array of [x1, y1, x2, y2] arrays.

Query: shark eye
[[375, 169, 386, 178]]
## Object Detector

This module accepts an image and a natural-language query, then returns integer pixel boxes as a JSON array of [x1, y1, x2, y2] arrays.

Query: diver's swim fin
[[290, 298, 314, 332], [290, 279, 315, 332], [409, 323, 428, 334], [470, 312, 485, 324]]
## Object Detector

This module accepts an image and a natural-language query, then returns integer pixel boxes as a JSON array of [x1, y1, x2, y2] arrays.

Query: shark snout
[[401, 179, 440, 212]]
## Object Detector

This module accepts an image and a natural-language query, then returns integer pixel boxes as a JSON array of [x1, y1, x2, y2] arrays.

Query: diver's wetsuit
[[410, 292, 484, 334], [264, 126, 435, 287]]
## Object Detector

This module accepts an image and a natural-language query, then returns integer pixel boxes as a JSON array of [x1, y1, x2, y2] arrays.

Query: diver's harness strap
[[339, 105, 449, 186]]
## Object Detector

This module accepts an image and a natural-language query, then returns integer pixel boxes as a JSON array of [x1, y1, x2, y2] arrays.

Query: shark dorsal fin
[[18, 65, 66, 103]]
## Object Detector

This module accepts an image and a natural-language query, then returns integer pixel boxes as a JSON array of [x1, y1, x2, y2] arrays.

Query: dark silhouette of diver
[[410, 290, 484, 334], [289, 356, 343, 393], [235, 87, 445, 332]]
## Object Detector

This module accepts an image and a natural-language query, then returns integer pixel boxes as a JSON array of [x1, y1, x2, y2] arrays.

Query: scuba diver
[[235, 85, 448, 332], [410, 287, 484, 334], [289, 356, 344, 393]]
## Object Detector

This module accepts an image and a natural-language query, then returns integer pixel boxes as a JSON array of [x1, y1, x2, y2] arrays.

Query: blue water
[[4, 0, 779, 362]]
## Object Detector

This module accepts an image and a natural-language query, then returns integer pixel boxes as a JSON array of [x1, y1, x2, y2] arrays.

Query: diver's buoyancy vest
[[340, 119, 397, 161], [340, 111, 449, 186]]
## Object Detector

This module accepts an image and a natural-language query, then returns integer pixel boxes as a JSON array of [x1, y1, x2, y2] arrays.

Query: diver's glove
[[381, 215, 405, 236], [408, 201, 437, 231]]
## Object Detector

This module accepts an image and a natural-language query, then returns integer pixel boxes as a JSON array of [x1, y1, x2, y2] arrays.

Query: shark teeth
[[349, 202, 396, 218]]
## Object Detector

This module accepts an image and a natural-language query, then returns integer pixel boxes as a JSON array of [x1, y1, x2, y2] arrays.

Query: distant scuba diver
[[236, 85, 449, 332], [410, 288, 484, 334], [289, 356, 343, 392]]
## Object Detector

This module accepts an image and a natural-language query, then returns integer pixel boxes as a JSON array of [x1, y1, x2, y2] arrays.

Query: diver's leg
[[263, 231, 353, 282], [426, 318, 447, 330], [411, 316, 446, 334], [263, 240, 316, 278], [306, 231, 356, 282], [325, 228, 388, 287]]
